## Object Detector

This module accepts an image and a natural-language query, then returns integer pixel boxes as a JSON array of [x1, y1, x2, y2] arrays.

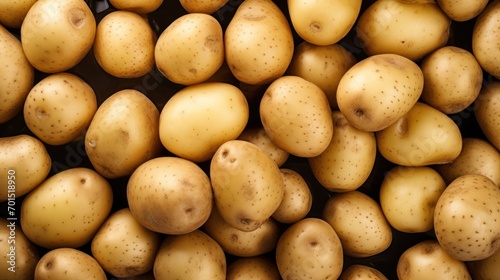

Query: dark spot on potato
[[69, 8, 86, 29], [204, 35, 220, 52], [310, 21, 322, 32], [80, 178, 86, 184], [45, 260, 53, 270], [243, 13, 266, 21], [395, 117, 408, 137], [35, 108, 49, 120]]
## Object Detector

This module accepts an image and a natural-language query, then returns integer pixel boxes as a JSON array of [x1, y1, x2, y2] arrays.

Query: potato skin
[[226, 256, 280, 280], [437, 0, 488, 22], [472, 0, 500, 79], [109, 0, 164, 14], [0, 0, 37, 28], [474, 82, 500, 151], [179, 0, 228, 14], [340, 265, 388, 280], [237, 126, 289, 167]]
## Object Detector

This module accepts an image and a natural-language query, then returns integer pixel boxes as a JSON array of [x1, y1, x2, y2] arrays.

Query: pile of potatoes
[[1, 0, 500, 279]]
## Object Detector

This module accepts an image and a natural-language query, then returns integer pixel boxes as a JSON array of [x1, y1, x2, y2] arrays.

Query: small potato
[[226, 256, 280, 280], [0, 24, 34, 123], [323, 191, 392, 258], [109, 0, 164, 14], [472, 0, 500, 79], [237, 126, 289, 167], [94, 10, 155, 78], [271, 168, 312, 224], [91, 208, 162, 278], [21, 0, 96, 73], [379, 166, 446, 233], [23, 72, 97, 145], [437, 0, 489, 21], [260, 75, 334, 158], [287, 0, 362, 46], [420, 46, 483, 114], [467, 246, 500, 280], [0, 134, 51, 201], [0, 0, 37, 28], [0, 218, 40, 280], [340, 265, 388, 280], [179, 0, 229, 14], [153, 230, 226, 280], [34, 248, 107, 280], [474, 82, 500, 150], [397, 240, 472, 280], [127, 157, 213, 235]]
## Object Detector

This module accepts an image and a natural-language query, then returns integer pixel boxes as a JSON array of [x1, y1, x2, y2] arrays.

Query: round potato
[[179, 0, 228, 14], [340, 265, 388, 280], [94, 10, 155, 78], [109, 0, 164, 14], [271, 168, 312, 224], [237, 126, 289, 167], [437, 0, 488, 21], [0, 0, 37, 28], [226, 256, 280, 280], [23, 72, 97, 145], [20, 0, 96, 73], [472, 0, 500, 79], [474, 82, 500, 150]]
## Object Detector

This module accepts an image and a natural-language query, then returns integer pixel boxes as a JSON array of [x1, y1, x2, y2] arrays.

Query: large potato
[[474, 82, 500, 150], [20, 0, 96, 73], [20, 167, 113, 249], [472, 0, 500, 79], [0, 0, 37, 28]]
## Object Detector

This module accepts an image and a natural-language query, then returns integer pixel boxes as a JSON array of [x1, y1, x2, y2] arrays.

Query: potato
[[474, 82, 500, 151], [0, 218, 40, 280], [309, 110, 376, 192], [275, 217, 343, 280], [286, 41, 357, 109], [225, 0, 294, 85], [0, 134, 51, 202], [116, 271, 155, 280], [20, 0, 96, 73], [20, 167, 113, 249], [159, 82, 249, 162], [94, 10, 155, 79], [287, 0, 362, 46], [323, 190, 392, 258], [210, 140, 285, 232], [467, 246, 500, 280], [397, 240, 472, 280], [434, 174, 500, 261], [34, 248, 106, 280], [109, 0, 164, 14], [179, 0, 228, 14], [85, 89, 162, 179], [153, 230, 226, 280], [437, 0, 489, 22], [0, 0, 37, 28], [91, 208, 162, 278], [127, 156, 213, 235], [376, 102, 463, 167], [155, 13, 224, 85], [23, 72, 97, 145], [0, 24, 34, 124], [271, 168, 312, 224], [434, 138, 500, 186], [420, 46, 483, 114], [237, 126, 289, 167], [336, 53, 424, 132], [339, 265, 388, 280], [201, 205, 280, 257], [226, 256, 280, 280], [472, 0, 500, 79], [379, 166, 446, 233], [260, 75, 334, 158], [356, 0, 450, 61]]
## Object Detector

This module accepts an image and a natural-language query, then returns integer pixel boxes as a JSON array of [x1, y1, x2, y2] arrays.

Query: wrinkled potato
[[271, 168, 312, 224], [474, 82, 500, 151], [472, 0, 500, 79]]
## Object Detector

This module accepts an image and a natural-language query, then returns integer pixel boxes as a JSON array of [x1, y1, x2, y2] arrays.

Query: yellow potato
[[0, 0, 37, 28], [94, 10, 155, 78], [340, 265, 388, 280], [474, 82, 500, 150], [472, 0, 500, 79], [467, 247, 500, 280], [237, 126, 289, 167], [179, 0, 228, 14], [271, 168, 312, 224], [109, 0, 164, 14], [437, 0, 489, 21], [226, 256, 280, 280], [20, 0, 96, 73]]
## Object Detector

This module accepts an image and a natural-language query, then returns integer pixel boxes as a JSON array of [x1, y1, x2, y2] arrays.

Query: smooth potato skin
[[179, 0, 228, 14], [340, 265, 388, 280], [437, 0, 488, 21], [467, 247, 500, 280], [271, 168, 312, 224], [0, 0, 37, 28], [474, 82, 500, 151], [237, 126, 289, 167], [108, 0, 164, 14], [226, 256, 280, 280], [472, 0, 500, 79]]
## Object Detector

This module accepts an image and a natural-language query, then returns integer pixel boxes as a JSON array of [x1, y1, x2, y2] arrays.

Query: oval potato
[[179, 0, 228, 14], [437, 0, 488, 22], [472, 0, 500, 79], [226, 256, 280, 280], [109, 0, 164, 14], [340, 265, 388, 280], [271, 168, 312, 224], [474, 82, 500, 151]]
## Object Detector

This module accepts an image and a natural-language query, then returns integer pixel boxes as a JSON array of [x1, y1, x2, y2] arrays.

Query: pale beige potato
[[226, 256, 280, 280], [127, 156, 213, 235], [286, 41, 357, 109], [91, 208, 162, 278], [109, 0, 164, 14], [85, 89, 162, 179], [116, 271, 155, 280], [0, 24, 34, 123], [260, 75, 334, 158], [275, 217, 343, 280], [467, 246, 500, 280], [339, 265, 388, 280], [356, 0, 450, 61], [201, 205, 280, 257], [0, 218, 40, 280], [472, 0, 500, 79], [434, 174, 500, 261], [0, 134, 51, 202], [397, 240, 472, 280], [159, 82, 249, 163], [179, 0, 228, 14], [94, 10, 155, 79], [379, 166, 446, 233], [309, 110, 376, 192], [376, 102, 463, 166], [323, 191, 392, 258], [23, 72, 97, 145], [210, 140, 285, 232], [34, 248, 107, 280], [0, 0, 37, 28], [437, 0, 489, 21], [20, 167, 113, 249], [287, 0, 362, 46], [153, 230, 226, 280], [21, 0, 96, 73], [237, 126, 289, 167], [420, 46, 483, 114], [474, 82, 500, 150], [271, 168, 312, 224], [434, 138, 500, 186], [336, 53, 424, 132], [225, 0, 294, 85]]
